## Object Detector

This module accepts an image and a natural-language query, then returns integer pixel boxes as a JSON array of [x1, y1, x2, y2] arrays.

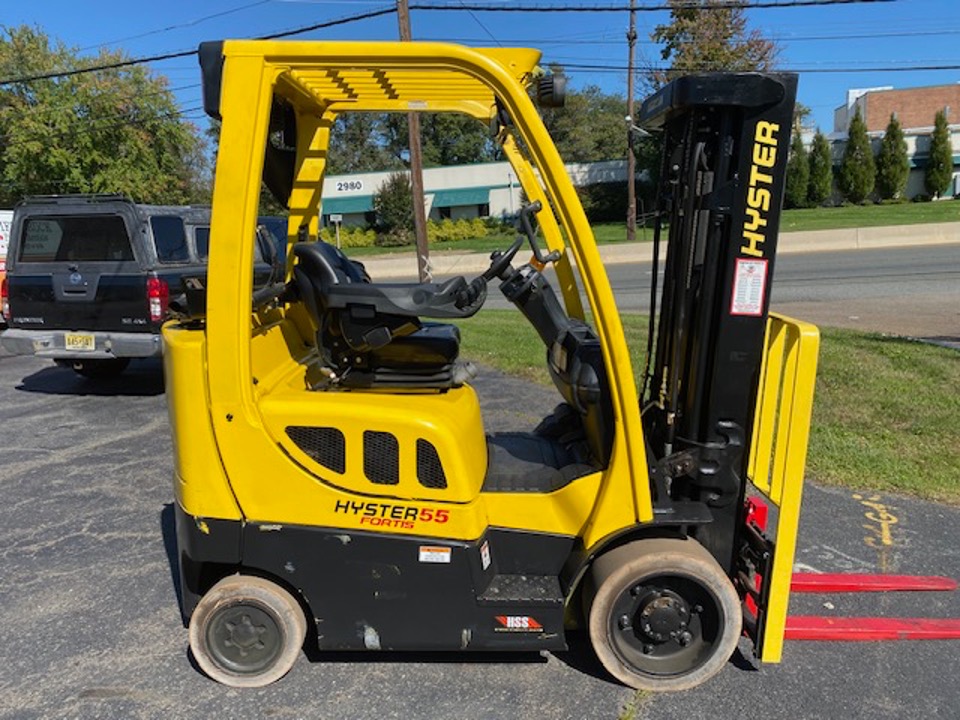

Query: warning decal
[[730, 258, 768, 316], [418, 546, 452, 564]]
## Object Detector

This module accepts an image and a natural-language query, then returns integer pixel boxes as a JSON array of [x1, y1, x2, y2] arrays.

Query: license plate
[[64, 333, 96, 351]]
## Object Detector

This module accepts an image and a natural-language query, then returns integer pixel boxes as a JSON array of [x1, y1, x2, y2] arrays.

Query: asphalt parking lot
[[1, 352, 958, 720]]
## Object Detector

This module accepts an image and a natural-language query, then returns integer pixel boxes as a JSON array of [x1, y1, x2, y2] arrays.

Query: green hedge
[[427, 218, 490, 243], [319, 225, 376, 247]]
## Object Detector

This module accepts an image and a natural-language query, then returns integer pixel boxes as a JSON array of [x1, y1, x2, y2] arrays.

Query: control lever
[[519, 200, 560, 266]]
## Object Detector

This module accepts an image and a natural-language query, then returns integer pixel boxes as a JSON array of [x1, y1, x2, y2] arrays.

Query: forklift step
[[478, 574, 564, 605], [785, 616, 960, 641], [791, 573, 958, 593]]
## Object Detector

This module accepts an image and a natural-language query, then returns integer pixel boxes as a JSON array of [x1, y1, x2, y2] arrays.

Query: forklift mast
[[638, 74, 798, 574]]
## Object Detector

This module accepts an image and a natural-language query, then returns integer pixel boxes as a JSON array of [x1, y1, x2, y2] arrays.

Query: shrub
[[319, 225, 376, 248], [427, 217, 496, 243], [375, 229, 413, 247]]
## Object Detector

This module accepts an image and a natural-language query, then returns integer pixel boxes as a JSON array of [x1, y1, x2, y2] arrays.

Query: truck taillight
[[1, 277, 8, 321], [147, 277, 169, 322]]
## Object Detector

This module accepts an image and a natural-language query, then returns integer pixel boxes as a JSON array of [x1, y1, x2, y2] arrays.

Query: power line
[[420, 26, 960, 45], [0, 6, 397, 87], [409, 0, 898, 12], [259, 5, 396, 39], [78, 1, 272, 52], [457, 0, 503, 47], [550, 60, 960, 74]]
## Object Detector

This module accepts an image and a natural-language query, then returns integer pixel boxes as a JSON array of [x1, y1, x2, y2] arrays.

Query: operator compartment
[[191, 39, 637, 538]]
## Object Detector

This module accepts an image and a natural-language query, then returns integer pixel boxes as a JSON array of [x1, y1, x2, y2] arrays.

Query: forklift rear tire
[[587, 537, 741, 692], [189, 574, 307, 688]]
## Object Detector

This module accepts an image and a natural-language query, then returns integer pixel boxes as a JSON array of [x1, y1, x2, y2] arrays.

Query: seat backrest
[[293, 240, 367, 287], [292, 241, 364, 326]]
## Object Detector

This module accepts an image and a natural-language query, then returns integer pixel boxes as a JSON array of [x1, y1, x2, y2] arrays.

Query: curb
[[360, 223, 960, 279]]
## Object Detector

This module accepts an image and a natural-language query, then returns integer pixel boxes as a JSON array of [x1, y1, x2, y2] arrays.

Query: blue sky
[[4, 0, 960, 135]]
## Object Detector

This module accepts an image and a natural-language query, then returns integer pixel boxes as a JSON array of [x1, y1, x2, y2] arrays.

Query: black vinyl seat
[[292, 241, 485, 388]]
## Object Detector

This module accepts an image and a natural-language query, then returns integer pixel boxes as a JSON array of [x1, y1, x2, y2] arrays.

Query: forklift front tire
[[587, 537, 742, 692], [188, 574, 307, 688]]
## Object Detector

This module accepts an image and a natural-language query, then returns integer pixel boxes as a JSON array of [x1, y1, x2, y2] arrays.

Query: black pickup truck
[[0, 195, 280, 377]]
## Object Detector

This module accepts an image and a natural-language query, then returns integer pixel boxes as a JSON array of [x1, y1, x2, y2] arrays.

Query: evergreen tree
[[807, 130, 834, 206], [875, 114, 910, 201], [785, 129, 810, 208], [837, 108, 875, 204], [924, 109, 954, 199]]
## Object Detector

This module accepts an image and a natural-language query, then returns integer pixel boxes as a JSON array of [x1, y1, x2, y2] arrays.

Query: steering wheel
[[482, 235, 525, 281]]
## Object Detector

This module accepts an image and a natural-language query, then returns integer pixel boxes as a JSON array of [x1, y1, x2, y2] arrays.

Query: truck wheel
[[69, 358, 130, 378], [587, 537, 742, 692], [189, 575, 307, 688]]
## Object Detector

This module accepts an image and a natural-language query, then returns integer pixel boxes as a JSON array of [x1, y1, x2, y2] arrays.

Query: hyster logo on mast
[[740, 120, 781, 260], [494, 615, 543, 632]]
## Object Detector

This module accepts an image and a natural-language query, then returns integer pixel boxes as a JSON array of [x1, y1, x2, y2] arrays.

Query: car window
[[194, 226, 210, 260], [195, 225, 268, 262], [151, 216, 190, 263], [19, 215, 134, 262]]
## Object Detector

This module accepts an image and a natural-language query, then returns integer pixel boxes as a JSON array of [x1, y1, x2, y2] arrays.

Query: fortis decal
[[740, 120, 781, 260], [494, 616, 543, 633], [334, 500, 449, 530]]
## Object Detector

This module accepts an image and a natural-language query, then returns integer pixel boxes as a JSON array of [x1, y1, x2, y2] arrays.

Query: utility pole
[[625, 0, 637, 244], [397, 0, 431, 281]]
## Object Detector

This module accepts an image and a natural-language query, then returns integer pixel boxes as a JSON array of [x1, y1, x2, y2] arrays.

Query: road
[[478, 244, 960, 342], [0, 349, 958, 719], [0, 243, 958, 719]]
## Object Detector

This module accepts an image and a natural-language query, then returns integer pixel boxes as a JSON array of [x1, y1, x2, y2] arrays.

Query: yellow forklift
[[164, 40, 819, 690]]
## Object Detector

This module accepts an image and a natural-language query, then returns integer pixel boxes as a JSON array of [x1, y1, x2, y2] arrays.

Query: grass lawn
[[344, 200, 960, 257], [458, 310, 960, 504], [780, 199, 960, 232]]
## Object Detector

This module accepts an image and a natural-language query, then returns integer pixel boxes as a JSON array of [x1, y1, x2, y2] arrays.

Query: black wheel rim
[[206, 601, 284, 676], [607, 574, 725, 678]]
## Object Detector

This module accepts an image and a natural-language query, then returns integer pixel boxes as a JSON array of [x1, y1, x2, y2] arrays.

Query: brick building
[[834, 84, 960, 134], [832, 84, 960, 198]]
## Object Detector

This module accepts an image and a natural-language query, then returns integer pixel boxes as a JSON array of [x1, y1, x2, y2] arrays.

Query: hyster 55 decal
[[333, 500, 450, 529]]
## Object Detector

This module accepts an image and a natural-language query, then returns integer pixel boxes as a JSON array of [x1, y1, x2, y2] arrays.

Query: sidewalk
[[360, 221, 960, 279]]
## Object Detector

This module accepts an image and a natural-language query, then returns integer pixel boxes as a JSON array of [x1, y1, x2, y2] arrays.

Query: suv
[[0, 195, 279, 377]]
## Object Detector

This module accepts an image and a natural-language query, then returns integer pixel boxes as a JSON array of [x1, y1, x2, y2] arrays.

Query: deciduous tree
[[0, 26, 207, 206], [373, 171, 414, 246], [650, 0, 778, 87], [540, 84, 628, 163]]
